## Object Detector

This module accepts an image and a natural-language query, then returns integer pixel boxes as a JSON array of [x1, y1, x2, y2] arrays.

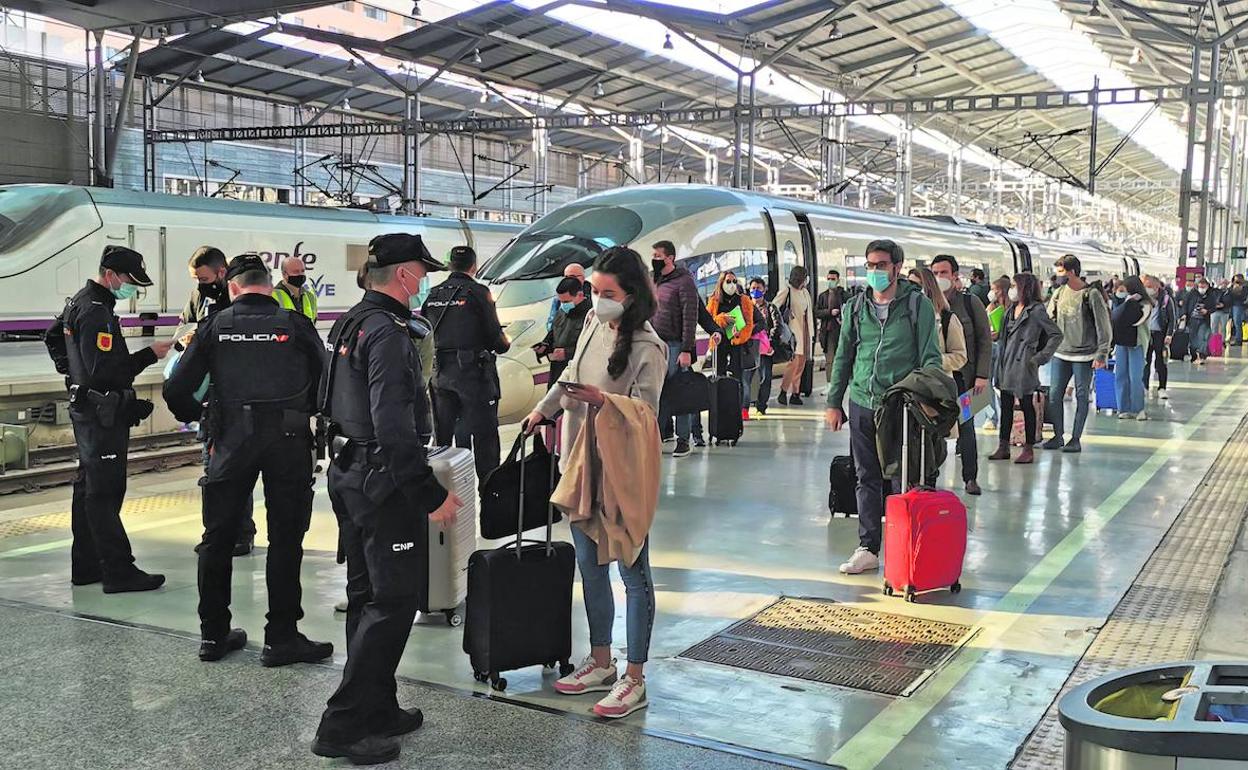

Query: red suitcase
[[882, 408, 967, 602]]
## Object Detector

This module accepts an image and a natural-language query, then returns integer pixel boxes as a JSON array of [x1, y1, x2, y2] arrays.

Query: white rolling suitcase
[[424, 446, 478, 627]]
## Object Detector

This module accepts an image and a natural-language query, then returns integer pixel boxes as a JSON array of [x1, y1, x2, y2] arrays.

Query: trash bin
[[1060, 661, 1248, 769]]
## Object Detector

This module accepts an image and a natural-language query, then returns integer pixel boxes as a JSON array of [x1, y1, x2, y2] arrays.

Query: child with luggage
[[523, 245, 665, 719], [989, 273, 1063, 464]]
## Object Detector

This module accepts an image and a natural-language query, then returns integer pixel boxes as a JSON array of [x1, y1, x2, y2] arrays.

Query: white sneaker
[[1159, 389, 1169, 400], [984, 419, 997, 431], [1117, 412, 1135, 419], [1136, 412, 1148, 421], [839, 546, 880, 575], [554, 655, 618, 695], [593, 674, 648, 718]]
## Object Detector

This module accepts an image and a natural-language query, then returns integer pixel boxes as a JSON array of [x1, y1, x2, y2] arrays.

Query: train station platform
[[3, 353, 1248, 769]]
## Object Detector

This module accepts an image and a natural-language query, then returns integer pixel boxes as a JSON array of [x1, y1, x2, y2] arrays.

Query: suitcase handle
[[515, 429, 559, 559], [900, 398, 927, 492]]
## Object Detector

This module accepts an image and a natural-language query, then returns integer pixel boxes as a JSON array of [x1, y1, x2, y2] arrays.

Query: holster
[[85, 389, 123, 428]]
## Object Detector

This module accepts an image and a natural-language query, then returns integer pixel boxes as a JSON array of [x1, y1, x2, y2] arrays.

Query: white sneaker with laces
[[1117, 412, 1135, 420], [839, 546, 880, 575], [593, 675, 648, 718], [554, 655, 618, 695], [1159, 389, 1169, 400]]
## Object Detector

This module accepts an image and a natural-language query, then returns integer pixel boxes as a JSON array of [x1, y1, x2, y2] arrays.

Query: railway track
[[0, 432, 201, 495]]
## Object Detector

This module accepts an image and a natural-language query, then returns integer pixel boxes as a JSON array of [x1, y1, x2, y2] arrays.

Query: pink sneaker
[[593, 675, 648, 718], [554, 655, 617, 694]]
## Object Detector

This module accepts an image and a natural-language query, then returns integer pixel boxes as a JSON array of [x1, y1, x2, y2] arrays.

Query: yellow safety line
[[0, 513, 203, 559], [827, 364, 1248, 770]]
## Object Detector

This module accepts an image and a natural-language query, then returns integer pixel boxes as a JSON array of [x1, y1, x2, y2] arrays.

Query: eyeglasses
[[866, 261, 891, 270]]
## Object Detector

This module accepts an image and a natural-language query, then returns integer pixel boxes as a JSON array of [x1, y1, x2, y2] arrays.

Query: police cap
[[448, 245, 477, 271], [224, 253, 269, 282], [368, 233, 446, 271], [100, 245, 154, 287]]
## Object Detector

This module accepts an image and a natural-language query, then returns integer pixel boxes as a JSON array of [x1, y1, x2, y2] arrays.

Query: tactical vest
[[321, 303, 396, 442], [209, 302, 314, 419]]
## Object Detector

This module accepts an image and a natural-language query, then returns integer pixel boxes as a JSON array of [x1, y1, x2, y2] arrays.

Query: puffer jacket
[[650, 267, 700, 352], [994, 302, 1063, 394]]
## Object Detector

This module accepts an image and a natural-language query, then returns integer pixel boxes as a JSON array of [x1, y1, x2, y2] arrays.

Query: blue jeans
[[658, 341, 692, 441], [988, 341, 1001, 423], [1191, 320, 1211, 359], [1113, 344, 1146, 414], [849, 400, 890, 553], [572, 526, 655, 664], [1233, 305, 1246, 344], [1048, 358, 1094, 443]]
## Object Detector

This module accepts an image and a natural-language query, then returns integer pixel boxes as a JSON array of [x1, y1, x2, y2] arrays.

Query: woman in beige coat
[[773, 265, 816, 405]]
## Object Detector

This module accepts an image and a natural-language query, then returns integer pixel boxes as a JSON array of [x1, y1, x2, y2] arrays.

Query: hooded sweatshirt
[[1047, 284, 1112, 363]]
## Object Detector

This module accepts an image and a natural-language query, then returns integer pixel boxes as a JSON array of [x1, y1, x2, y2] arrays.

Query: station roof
[[3, 0, 326, 36]]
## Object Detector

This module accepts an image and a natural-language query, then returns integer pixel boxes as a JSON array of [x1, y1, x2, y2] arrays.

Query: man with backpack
[[1043, 255, 1112, 453], [825, 240, 942, 575]]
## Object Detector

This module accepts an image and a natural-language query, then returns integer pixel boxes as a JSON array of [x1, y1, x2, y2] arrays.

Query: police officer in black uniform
[[313, 234, 461, 765], [164, 255, 332, 665], [422, 245, 510, 481], [50, 246, 172, 592]]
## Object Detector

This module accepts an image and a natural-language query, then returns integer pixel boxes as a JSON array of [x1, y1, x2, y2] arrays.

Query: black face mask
[[286, 274, 307, 288], [199, 281, 223, 299], [1053, 275, 1069, 288], [653, 258, 670, 273]]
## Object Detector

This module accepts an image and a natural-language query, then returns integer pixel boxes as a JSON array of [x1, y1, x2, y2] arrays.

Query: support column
[[293, 104, 306, 205], [833, 116, 848, 206], [576, 155, 587, 198], [894, 117, 912, 216], [746, 73, 757, 191], [412, 94, 423, 214], [105, 29, 141, 183], [91, 29, 106, 186], [732, 72, 744, 189], [858, 181, 870, 210], [532, 119, 549, 217], [704, 152, 718, 185], [142, 77, 156, 192], [1195, 43, 1221, 268]]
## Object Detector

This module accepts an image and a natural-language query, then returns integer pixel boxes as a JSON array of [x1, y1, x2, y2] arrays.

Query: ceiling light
[[472, 48, 482, 65], [595, 82, 605, 97], [912, 61, 920, 77], [347, 59, 357, 71], [1088, 0, 1102, 18], [195, 69, 205, 84], [829, 20, 840, 39], [617, 150, 624, 161], [412, 1, 421, 16], [342, 97, 351, 111], [1129, 46, 1143, 65], [663, 33, 674, 50], [677, 160, 684, 171], [479, 90, 488, 103]]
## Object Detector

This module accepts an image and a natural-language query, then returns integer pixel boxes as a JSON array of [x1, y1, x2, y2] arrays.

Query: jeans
[[1144, 331, 1169, 389], [572, 526, 655, 664], [754, 355, 774, 409], [1113, 344, 1146, 415], [1048, 358, 1094, 442], [849, 401, 890, 554], [998, 390, 1037, 446], [658, 341, 692, 442], [1212, 310, 1229, 341], [1191, 320, 1211, 359], [1234, 305, 1246, 344]]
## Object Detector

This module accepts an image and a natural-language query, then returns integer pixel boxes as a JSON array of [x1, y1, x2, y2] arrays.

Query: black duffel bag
[[660, 368, 712, 415], [479, 432, 563, 540]]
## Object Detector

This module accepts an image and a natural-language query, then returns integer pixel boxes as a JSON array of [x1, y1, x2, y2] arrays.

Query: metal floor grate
[[679, 597, 975, 696], [1010, 415, 1248, 770]]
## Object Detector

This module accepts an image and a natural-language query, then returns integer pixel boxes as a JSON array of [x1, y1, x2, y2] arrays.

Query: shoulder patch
[[96, 332, 113, 351]]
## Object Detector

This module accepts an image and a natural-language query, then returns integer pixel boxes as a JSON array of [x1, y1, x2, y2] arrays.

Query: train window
[[0, 186, 99, 271], [478, 206, 643, 281], [685, 249, 769, 297]]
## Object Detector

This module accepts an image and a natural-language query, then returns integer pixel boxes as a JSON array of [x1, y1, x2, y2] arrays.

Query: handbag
[[660, 368, 712, 415], [479, 432, 563, 539], [770, 314, 796, 363]]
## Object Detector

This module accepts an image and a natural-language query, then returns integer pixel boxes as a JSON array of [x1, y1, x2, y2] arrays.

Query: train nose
[[495, 354, 540, 424]]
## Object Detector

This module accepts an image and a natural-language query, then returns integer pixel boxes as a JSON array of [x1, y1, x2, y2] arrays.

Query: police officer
[[164, 254, 332, 665], [53, 246, 172, 592], [180, 244, 256, 556], [314, 233, 460, 765], [422, 245, 510, 480]]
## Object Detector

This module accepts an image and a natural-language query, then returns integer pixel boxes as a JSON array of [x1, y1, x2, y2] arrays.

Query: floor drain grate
[[679, 597, 975, 696]]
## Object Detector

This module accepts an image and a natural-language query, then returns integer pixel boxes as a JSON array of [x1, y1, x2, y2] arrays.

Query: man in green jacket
[[825, 239, 942, 575]]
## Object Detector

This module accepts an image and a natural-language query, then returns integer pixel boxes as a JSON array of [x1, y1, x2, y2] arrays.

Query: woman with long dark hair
[[989, 273, 1063, 464], [523, 245, 666, 719], [1111, 274, 1153, 420]]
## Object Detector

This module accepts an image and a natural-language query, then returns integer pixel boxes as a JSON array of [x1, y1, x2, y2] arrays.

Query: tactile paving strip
[[1010, 416, 1248, 770], [0, 490, 199, 542], [679, 597, 974, 696]]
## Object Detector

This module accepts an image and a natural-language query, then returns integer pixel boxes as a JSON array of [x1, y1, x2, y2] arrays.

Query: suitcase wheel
[[444, 610, 462, 628], [904, 586, 916, 603], [882, 581, 894, 597], [950, 582, 962, 594], [559, 660, 575, 677], [472, 670, 488, 683], [490, 674, 507, 692]]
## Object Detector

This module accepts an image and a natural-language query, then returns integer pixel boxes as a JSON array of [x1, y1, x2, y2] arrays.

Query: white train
[[480, 184, 1176, 422], [0, 184, 522, 328]]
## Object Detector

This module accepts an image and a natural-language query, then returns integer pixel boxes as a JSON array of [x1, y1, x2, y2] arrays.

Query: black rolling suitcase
[[707, 348, 743, 446], [463, 432, 574, 692], [1169, 328, 1190, 361], [828, 455, 857, 517], [800, 358, 815, 397]]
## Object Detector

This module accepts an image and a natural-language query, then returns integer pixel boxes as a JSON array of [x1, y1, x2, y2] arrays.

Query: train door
[[128, 225, 167, 313], [796, 213, 819, 296], [762, 208, 803, 301], [1006, 238, 1033, 274]]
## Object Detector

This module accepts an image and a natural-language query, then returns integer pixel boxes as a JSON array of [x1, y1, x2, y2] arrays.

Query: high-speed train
[[480, 184, 1176, 422], [0, 184, 522, 327]]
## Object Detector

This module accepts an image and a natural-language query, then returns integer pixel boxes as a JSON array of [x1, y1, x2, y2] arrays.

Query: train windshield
[[0, 186, 100, 276], [479, 206, 643, 282]]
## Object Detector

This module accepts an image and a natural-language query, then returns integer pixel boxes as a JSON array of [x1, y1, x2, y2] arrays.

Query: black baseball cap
[[225, 253, 269, 281], [100, 245, 153, 286], [368, 233, 446, 271]]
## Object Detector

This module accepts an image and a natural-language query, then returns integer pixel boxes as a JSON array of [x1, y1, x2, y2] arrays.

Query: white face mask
[[1008, 287, 1020, 304], [936, 277, 952, 293], [592, 294, 625, 323], [722, 281, 738, 295], [1146, 287, 1158, 298], [987, 289, 998, 303], [1115, 291, 1129, 300]]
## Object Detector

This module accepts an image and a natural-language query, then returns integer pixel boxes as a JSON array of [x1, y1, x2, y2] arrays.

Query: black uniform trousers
[[432, 356, 500, 481], [197, 418, 313, 644], [70, 412, 136, 582], [317, 460, 427, 744]]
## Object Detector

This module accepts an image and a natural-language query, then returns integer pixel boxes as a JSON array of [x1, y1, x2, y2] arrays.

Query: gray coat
[[994, 302, 1063, 394]]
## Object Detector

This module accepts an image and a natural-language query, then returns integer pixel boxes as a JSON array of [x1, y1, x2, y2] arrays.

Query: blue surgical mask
[[866, 268, 893, 293], [559, 301, 576, 314], [111, 278, 139, 301], [414, 275, 431, 309], [750, 288, 764, 300]]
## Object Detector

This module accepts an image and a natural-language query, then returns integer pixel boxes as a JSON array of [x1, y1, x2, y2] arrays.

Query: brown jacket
[[551, 392, 660, 567]]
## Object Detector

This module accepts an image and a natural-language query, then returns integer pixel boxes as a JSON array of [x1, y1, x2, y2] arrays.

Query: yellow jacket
[[273, 282, 318, 321], [551, 392, 660, 567]]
